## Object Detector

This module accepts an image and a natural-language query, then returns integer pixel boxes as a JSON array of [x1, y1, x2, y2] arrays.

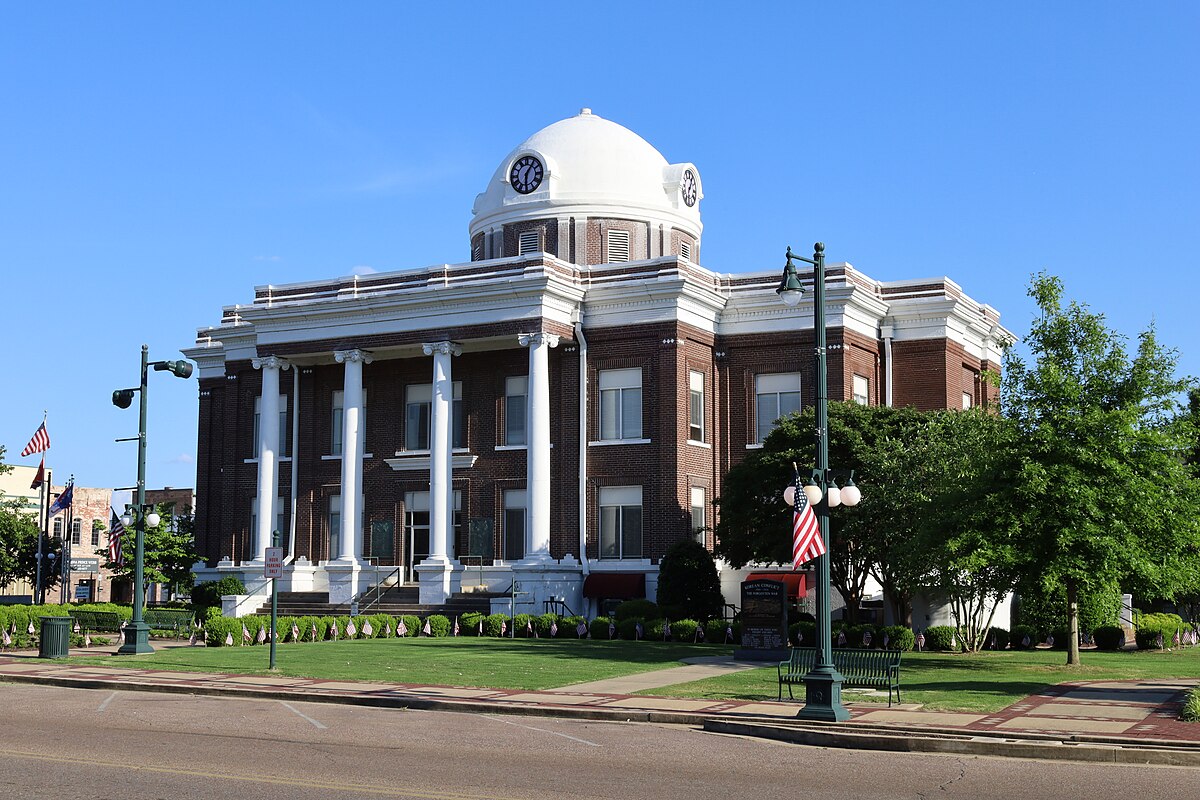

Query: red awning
[[582, 572, 646, 600], [745, 572, 807, 599]]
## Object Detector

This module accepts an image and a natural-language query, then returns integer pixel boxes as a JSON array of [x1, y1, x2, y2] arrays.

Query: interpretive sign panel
[[734, 579, 789, 660]]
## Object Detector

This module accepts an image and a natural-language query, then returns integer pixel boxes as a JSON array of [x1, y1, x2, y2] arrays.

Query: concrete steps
[[253, 586, 493, 619]]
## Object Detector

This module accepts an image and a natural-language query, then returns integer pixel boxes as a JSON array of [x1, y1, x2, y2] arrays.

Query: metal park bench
[[778, 646, 903, 706], [66, 610, 123, 632]]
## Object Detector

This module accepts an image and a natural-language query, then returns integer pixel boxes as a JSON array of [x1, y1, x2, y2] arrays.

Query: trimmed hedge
[[590, 616, 617, 640], [613, 599, 658, 621], [984, 626, 1010, 651], [704, 618, 740, 644], [1092, 625, 1126, 650], [880, 626, 915, 652], [923, 625, 957, 652]]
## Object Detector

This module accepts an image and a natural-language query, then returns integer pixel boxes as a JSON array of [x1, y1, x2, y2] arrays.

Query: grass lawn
[[644, 647, 1200, 713], [68, 638, 733, 691]]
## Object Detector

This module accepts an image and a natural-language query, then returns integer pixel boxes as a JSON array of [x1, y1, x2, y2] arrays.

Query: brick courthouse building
[[184, 110, 1009, 616]]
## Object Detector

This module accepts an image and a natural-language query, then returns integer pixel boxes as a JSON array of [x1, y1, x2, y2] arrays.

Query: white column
[[334, 348, 372, 562], [519, 332, 559, 561], [251, 355, 289, 562], [423, 341, 461, 564]]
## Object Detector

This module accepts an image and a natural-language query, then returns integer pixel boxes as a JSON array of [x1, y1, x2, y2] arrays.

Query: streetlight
[[777, 243, 863, 722], [112, 344, 192, 655]]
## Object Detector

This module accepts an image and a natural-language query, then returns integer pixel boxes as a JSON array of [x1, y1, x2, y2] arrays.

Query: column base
[[796, 668, 851, 722], [415, 559, 461, 605], [115, 621, 155, 655], [325, 560, 372, 606]]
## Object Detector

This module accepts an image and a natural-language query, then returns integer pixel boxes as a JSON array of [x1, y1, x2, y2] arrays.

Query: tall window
[[505, 376, 527, 445], [599, 486, 642, 559], [251, 496, 288, 542], [71, 518, 81, 546], [53, 518, 62, 539], [404, 491, 461, 568], [502, 489, 526, 561], [91, 521, 101, 548], [599, 368, 642, 441], [328, 495, 341, 559], [253, 395, 289, 458], [962, 392, 973, 410], [405, 383, 463, 450], [755, 372, 801, 443], [852, 374, 869, 406], [690, 486, 706, 544], [688, 370, 705, 442], [331, 390, 368, 456]]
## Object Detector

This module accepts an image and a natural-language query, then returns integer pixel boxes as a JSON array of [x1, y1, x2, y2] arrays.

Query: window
[[251, 496, 288, 542], [502, 489, 526, 561], [406, 383, 464, 450], [755, 372, 801, 443], [852, 374, 869, 406], [963, 392, 973, 410], [52, 518, 62, 539], [599, 486, 642, 559], [328, 495, 341, 558], [504, 376, 527, 445], [680, 241, 691, 261], [688, 370, 705, 442], [518, 230, 539, 256], [71, 518, 81, 546], [607, 229, 630, 262], [690, 486, 706, 544], [403, 491, 462, 567], [253, 394, 289, 458], [331, 390, 368, 456], [599, 368, 642, 440], [91, 522, 100, 548]]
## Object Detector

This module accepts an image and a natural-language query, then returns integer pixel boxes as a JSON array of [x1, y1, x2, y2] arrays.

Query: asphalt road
[[0, 684, 1195, 800]]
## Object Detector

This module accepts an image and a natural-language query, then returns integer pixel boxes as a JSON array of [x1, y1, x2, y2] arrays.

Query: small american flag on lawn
[[837, 631, 846, 646], [398, 619, 408, 637], [310, 622, 318, 642], [189, 629, 197, 646], [550, 621, 558, 638], [635, 622, 643, 640], [330, 621, 340, 640], [27, 621, 35, 635], [576, 621, 586, 638], [608, 621, 615, 640], [916, 632, 925, 651], [725, 625, 733, 644], [500, 620, 507, 636], [362, 620, 373, 638], [242, 623, 251, 644], [84, 632, 91, 648], [663, 620, 671, 640], [2, 629, 10, 647], [863, 631, 872, 647], [478, 619, 484, 635], [384, 621, 393, 638], [73, 619, 80, 634], [422, 619, 432, 636], [346, 619, 357, 638], [256, 626, 266, 645], [224, 632, 233, 646], [291, 622, 300, 642], [20, 421, 50, 457], [883, 632, 890, 648], [696, 625, 705, 643], [453, 617, 459, 636]]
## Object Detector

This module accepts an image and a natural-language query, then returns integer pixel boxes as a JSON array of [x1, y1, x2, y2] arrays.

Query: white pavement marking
[[482, 714, 601, 747], [96, 692, 117, 713], [279, 701, 327, 729]]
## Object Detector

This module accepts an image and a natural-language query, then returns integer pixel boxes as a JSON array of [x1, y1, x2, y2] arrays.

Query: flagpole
[[36, 466, 47, 605]]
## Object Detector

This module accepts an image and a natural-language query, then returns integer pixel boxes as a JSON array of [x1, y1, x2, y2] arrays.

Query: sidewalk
[[1, 648, 1198, 765]]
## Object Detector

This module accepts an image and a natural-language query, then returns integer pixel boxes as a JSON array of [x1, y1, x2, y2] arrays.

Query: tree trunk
[[1066, 580, 1081, 666]]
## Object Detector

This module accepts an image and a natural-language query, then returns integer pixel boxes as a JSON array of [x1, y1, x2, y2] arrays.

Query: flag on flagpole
[[242, 623, 251, 644], [362, 619, 373, 638], [21, 421, 50, 457], [108, 512, 126, 566], [30, 458, 45, 490], [384, 621, 394, 638], [49, 482, 74, 516], [422, 619, 432, 636], [398, 619, 409, 637], [791, 481, 824, 568], [256, 626, 266, 644], [346, 619, 357, 638]]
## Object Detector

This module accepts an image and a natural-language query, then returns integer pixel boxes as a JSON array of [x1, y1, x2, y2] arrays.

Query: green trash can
[[39, 616, 72, 659]]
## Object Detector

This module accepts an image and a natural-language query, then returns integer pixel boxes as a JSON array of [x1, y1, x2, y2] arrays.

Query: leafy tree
[[656, 539, 724, 620], [0, 499, 40, 588], [97, 503, 199, 596], [1003, 273, 1200, 665]]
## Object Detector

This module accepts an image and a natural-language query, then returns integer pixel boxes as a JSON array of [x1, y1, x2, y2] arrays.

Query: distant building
[[184, 110, 1010, 617]]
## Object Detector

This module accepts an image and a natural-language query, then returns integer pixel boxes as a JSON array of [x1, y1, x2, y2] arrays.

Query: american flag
[[791, 481, 824, 568], [863, 631, 872, 647], [362, 620, 373, 637], [837, 630, 846, 646], [2, 629, 10, 647], [398, 619, 409, 637], [422, 619, 431, 636], [27, 621, 35, 635], [330, 621, 340, 640], [696, 624, 705, 643], [917, 632, 926, 651], [478, 619, 484, 635], [576, 621, 586, 638], [724, 624, 733, 643], [73, 619, 80, 634], [310, 622, 318, 642], [30, 457, 45, 490], [225, 632, 233, 646], [385, 621, 394, 638], [608, 621, 615, 639], [500, 620, 507, 637], [20, 421, 50, 457], [346, 619, 357, 638], [84, 632, 91, 648], [291, 622, 300, 641], [635, 621, 643, 640], [663, 620, 671, 640], [242, 623, 251, 643], [550, 621, 558, 638], [189, 629, 198, 646], [256, 626, 266, 644], [109, 512, 126, 566], [453, 617, 460, 637]]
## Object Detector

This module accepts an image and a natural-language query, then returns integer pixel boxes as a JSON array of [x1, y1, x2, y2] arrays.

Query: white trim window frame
[[852, 374, 869, 406], [331, 389, 367, 457], [599, 485, 642, 560], [688, 370, 705, 443], [502, 488, 526, 562], [598, 368, 642, 441], [405, 383, 463, 451], [253, 394, 290, 459], [504, 376, 527, 446], [755, 372, 801, 444], [690, 486, 706, 544]]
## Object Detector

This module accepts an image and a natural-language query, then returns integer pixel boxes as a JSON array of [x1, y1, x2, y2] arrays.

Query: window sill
[[494, 443, 553, 451], [592, 559, 653, 566], [588, 438, 652, 447], [385, 452, 479, 472], [320, 453, 374, 461], [745, 443, 764, 450], [243, 456, 293, 464], [686, 440, 711, 449]]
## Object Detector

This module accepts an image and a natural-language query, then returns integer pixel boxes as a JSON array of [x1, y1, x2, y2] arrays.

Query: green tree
[[656, 539, 725, 620], [0, 499, 40, 588], [98, 503, 199, 596], [1003, 273, 1200, 665]]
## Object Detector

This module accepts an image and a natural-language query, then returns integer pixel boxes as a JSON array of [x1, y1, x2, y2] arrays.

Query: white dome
[[470, 109, 702, 235]]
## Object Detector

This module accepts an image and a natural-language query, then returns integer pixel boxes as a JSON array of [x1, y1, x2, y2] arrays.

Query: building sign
[[69, 557, 100, 573], [74, 585, 92, 601], [264, 547, 284, 579]]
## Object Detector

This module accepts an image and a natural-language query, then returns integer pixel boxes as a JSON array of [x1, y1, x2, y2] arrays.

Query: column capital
[[422, 341, 463, 357], [334, 349, 374, 365], [518, 332, 560, 349], [252, 355, 291, 371]]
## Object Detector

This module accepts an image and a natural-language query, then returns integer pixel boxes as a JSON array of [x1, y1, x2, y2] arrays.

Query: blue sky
[[2, 3, 1197, 501]]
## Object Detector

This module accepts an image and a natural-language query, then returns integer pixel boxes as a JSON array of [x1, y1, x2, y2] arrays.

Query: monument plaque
[[733, 579, 789, 661]]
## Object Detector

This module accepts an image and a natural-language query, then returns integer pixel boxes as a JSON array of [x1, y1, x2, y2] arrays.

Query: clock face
[[509, 155, 544, 194], [681, 169, 697, 207]]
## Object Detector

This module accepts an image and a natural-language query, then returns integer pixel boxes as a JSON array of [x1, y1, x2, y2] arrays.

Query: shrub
[[366, 614, 395, 638], [789, 621, 816, 646], [1010, 624, 1037, 649], [1092, 625, 1126, 650], [191, 576, 246, 611], [645, 619, 667, 640], [655, 539, 725, 621], [881, 625, 915, 652], [400, 614, 421, 637], [425, 614, 451, 637], [1135, 613, 1184, 650], [461, 612, 485, 636], [484, 613, 510, 637], [535, 613, 559, 638], [590, 616, 616, 640], [846, 624, 877, 648], [1181, 688, 1200, 723], [984, 626, 1010, 650], [671, 619, 699, 642], [704, 618, 739, 644], [561, 615, 588, 638], [923, 625, 957, 652], [1048, 627, 1069, 649], [618, 617, 644, 640], [512, 614, 535, 637], [613, 599, 659, 621]]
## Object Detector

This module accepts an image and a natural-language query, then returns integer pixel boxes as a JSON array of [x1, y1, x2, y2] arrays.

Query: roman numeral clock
[[510, 155, 544, 194]]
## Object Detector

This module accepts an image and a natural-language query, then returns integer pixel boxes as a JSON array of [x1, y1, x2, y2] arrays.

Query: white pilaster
[[334, 348, 372, 563], [418, 340, 462, 604], [519, 332, 559, 562], [251, 355, 289, 562]]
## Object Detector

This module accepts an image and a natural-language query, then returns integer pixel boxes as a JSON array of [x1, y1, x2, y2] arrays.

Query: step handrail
[[356, 565, 402, 615]]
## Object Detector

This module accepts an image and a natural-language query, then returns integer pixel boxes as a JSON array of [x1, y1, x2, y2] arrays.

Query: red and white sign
[[264, 547, 284, 579]]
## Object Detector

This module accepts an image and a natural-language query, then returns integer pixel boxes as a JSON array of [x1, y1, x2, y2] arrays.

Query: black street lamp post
[[112, 344, 192, 655], [777, 243, 862, 722]]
